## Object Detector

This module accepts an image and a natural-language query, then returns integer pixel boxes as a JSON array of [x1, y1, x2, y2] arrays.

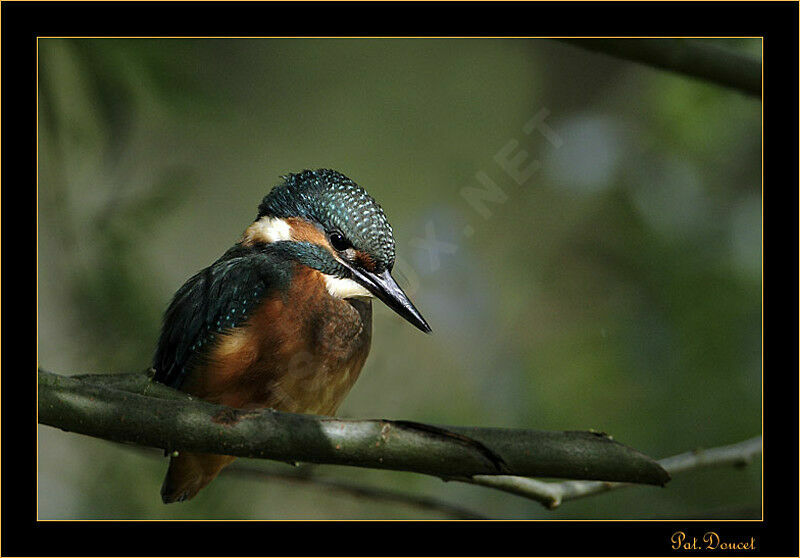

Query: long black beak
[[342, 264, 431, 333]]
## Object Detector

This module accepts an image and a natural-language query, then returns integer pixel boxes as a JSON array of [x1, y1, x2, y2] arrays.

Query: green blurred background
[[37, 38, 762, 519]]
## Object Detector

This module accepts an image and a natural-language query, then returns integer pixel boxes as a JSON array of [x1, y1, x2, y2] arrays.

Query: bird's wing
[[152, 246, 291, 390]]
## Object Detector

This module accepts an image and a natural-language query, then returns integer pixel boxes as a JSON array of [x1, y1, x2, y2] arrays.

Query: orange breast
[[183, 264, 372, 416]]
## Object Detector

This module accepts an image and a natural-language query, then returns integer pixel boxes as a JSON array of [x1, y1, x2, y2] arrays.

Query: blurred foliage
[[38, 38, 761, 519]]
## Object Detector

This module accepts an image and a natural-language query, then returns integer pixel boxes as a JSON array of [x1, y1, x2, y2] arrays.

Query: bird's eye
[[329, 231, 351, 251]]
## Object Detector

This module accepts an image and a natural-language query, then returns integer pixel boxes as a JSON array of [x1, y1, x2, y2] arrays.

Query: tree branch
[[38, 369, 670, 489], [467, 436, 762, 509], [556, 39, 761, 98]]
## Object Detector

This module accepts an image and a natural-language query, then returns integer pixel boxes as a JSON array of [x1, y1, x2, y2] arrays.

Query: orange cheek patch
[[354, 250, 377, 272], [286, 218, 331, 249]]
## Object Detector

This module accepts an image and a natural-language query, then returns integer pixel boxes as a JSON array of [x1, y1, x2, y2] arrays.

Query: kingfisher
[[152, 168, 430, 503]]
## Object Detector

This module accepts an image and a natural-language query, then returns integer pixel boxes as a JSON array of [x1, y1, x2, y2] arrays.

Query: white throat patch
[[324, 275, 373, 299]]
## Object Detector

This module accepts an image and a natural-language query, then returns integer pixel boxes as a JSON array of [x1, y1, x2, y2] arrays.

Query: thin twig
[[467, 436, 762, 509], [556, 38, 761, 98], [228, 463, 488, 520]]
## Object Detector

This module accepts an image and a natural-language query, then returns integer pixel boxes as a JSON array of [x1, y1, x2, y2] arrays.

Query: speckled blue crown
[[258, 169, 396, 271]]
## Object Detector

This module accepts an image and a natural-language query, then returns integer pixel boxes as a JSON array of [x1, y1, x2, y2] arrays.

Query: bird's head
[[244, 168, 431, 333]]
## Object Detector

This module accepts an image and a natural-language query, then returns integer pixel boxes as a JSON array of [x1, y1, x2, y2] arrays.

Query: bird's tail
[[161, 452, 237, 504]]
